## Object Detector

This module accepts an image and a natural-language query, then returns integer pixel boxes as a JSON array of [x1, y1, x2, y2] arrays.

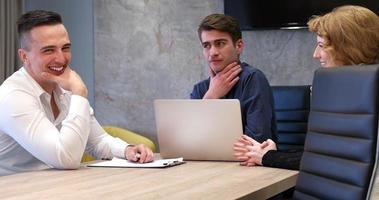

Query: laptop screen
[[154, 99, 243, 161]]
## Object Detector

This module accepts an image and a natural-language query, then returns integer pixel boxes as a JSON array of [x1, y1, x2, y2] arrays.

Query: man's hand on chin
[[41, 66, 88, 98], [203, 61, 242, 99]]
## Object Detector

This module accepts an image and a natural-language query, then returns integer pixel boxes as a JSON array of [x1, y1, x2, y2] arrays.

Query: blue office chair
[[294, 65, 379, 199], [272, 85, 311, 151]]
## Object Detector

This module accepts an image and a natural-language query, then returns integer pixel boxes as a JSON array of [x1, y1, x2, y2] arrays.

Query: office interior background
[[1, 0, 320, 147]]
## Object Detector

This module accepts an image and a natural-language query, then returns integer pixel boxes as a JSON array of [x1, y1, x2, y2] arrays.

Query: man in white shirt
[[0, 10, 153, 176]]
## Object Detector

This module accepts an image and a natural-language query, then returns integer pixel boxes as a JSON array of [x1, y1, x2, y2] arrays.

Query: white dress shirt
[[0, 67, 128, 176]]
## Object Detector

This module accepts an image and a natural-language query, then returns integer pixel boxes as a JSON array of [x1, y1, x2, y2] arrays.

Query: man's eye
[[62, 47, 71, 52], [203, 44, 210, 49], [216, 41, 225, 47], [43, 49, 54, 54]]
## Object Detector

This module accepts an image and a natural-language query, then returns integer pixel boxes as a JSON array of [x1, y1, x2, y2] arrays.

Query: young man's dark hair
[[197, 13, 242, 44], [17, 10, 62, 50]]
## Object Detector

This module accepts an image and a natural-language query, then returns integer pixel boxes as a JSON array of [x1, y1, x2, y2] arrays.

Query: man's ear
[[235, 39, 244, 54], [18, 48, 28, 65]]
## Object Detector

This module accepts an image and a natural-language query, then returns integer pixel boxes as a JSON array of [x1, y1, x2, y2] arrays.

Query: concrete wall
[[94, 0, 320, 147], [242, 29, 320, 85], [25, 0, 321, 148], [94, 0, 221, 145]]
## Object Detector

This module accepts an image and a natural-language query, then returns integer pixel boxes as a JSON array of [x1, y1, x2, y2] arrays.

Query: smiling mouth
[[48, 66, 65, 74]]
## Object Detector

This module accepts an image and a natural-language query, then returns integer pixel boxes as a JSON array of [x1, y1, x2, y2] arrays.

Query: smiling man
[[190, 14, 277, 143], [0, 10, 153, 176]]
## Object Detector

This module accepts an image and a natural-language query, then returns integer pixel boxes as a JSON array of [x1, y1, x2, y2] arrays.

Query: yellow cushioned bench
[[81, 126, 156, 162]]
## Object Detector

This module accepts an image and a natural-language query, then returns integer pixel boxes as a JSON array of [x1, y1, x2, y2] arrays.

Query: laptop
[[154, 99, 243, 161]]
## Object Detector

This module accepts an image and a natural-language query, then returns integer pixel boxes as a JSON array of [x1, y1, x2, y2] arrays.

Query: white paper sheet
[[87, 157, 185, 168]]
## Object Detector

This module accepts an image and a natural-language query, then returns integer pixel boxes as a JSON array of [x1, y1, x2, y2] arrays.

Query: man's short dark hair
[[17, 10, 62, 50], [197, 14, 242, 43]]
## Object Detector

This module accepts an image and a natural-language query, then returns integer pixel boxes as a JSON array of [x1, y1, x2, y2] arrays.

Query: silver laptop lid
[[154, 99, 243, 161]]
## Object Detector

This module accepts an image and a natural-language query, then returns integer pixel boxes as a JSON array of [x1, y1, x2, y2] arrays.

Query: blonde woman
[[234, 5, 379, 170]]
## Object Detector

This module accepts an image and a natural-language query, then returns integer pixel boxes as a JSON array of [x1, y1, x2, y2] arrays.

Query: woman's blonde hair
[[308, 5, 379, 65]]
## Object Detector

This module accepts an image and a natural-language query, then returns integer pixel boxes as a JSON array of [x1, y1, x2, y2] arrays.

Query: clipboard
[[87, 157, 185, 168]]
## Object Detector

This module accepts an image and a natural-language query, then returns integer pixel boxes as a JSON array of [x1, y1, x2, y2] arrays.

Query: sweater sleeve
[[241, 70, 276, 143], [262, 149, 303, 170], [190, 79, 210, 99]]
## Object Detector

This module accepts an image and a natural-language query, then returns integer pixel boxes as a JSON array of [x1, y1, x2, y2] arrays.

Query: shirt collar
[[20, 67, 71, 98]]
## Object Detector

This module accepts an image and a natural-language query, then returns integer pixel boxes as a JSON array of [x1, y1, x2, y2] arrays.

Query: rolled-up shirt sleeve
[[0, 91, 91, 169]]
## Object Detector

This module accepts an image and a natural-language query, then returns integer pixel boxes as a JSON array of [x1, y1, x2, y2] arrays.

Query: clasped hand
[[233, 135, 276, 166]]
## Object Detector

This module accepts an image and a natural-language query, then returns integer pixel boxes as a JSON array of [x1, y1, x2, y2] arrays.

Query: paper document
[[87, 157, 185, 168]]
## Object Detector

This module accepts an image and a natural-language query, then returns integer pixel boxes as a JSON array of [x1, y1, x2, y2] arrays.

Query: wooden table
[[0, 160, 298, 200], [370, 169, 379, 199]]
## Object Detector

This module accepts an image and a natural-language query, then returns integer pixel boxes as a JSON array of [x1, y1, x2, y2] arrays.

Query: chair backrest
[[272, 85, 311, 150], [294, 65, 379, 200]]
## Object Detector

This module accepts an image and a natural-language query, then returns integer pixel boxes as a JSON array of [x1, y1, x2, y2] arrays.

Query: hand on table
[[125, 144, 154, 163]]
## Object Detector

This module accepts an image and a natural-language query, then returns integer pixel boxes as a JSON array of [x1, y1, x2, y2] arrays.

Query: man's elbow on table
[[54, 161, 81, 170], [49, 154, 83, 170]]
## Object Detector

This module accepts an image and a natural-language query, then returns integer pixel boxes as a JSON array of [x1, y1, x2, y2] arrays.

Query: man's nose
[[55, 51, 66, 63], [209, 45, 219, 57]]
